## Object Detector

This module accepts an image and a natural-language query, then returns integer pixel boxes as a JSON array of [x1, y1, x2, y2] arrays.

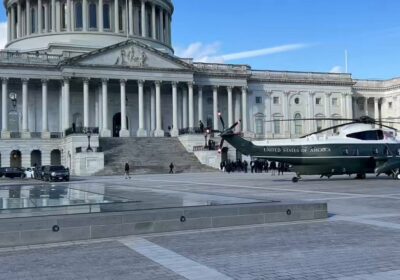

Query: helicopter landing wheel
[[292, 177, 299, 183], [396, 173, 400, 180]]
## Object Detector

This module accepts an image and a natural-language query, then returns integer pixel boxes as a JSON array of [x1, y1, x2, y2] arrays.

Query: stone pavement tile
[[0, 241, 186, 280]]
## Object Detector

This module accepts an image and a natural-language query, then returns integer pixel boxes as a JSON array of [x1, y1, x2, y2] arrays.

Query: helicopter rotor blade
[[228, 120, 241, 131], [218, 138, 225, 153], [300, 121, 358, 138], [218, 112, 225, 131]]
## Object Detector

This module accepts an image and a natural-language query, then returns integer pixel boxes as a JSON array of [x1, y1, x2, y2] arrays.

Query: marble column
[[282, 91, 289, 136], [51, 0, 55, 32], [1, 78, 9, 138], [241, 86, 248, 132], [83, 0, 88, 31], [165, 12, 170, 44], [374, 97, 379, 121], [21, 79, 30, 137], [154, 81, 164, 137], [99, 0, 104, 32], [264, 91, 272, 137], [38, 0, 43, 33], [137, 80, 147, 136], [227, 86, 233, 127], [151, 3, 156, 39], [101, 79, 111, 136], [56, 0, 61, 31], [171, 82, 178, 137], [150, 86, 155, 135], [44, 3, 49, 32], [182, 85, 188, 128], [70, 0, 75, 31], [17, 1, 21, 37], [141, 0, 146, 37], [119, 79, 129, 137], [197, 86, 203, 124], [41, 79, 50, 138], [213, 86, 218, 130], [11, 5, 15, 39], [128, 0, 133, 35], [346, 94, 353, 119], [83, 78, 89, 127], [188, 82, 194, 130], [63, 78, 70, 130], [7, 9, 11, 42], [308, 92, 315, 133], [158, 7, 163, 42], [364, 97, 369, 116], [325, 93, 332, 128]]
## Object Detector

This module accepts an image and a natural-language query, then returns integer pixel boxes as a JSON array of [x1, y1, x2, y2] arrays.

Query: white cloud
[[330, 65, 343, 73], [175, 42, 308, 63], [0, 22, 7, 50]]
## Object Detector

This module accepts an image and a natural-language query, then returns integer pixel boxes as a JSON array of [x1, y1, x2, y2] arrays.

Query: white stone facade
[[0, 0, 397, 173]]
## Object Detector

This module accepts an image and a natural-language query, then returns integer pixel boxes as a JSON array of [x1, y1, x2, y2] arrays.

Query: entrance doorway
[[31, 150, 42, 167], [50, 149, 61, 165], [113, 113, 129, 137], [10, 150, 22, 168]]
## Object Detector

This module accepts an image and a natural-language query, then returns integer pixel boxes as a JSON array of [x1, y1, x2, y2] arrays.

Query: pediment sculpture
[[114, 46, 148, 67]]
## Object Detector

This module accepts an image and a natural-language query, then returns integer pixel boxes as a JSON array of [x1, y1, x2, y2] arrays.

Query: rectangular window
[[255, 119, 264, 135], [316, 98, 321, 105], [273, 97, 279, 104], [273, 119, 281, 134], [255, 96, 262, 104], [332, 98, 338, 106]]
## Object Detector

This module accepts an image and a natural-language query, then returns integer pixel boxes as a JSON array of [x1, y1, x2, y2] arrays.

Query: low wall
[[0, 202, 327, 247]]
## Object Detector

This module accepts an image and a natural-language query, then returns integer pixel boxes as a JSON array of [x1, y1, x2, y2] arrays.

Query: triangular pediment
[[61, 40, 193, 70]]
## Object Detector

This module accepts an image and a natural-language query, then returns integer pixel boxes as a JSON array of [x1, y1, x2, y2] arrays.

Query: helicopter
[[215, 114, 400, 183]]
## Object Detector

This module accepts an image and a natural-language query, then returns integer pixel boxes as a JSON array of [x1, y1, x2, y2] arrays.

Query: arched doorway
[[50, 149, 61, 165], [10, 150, 22, 168], [113, 113, 129, 137], [31, 150, 42, 167]]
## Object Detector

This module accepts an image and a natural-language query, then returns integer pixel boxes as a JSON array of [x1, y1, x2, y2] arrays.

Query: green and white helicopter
[[216, 115, 400, 182]]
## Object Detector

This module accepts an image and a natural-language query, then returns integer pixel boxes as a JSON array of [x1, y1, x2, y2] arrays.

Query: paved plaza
[[1, 172, 400, 279]]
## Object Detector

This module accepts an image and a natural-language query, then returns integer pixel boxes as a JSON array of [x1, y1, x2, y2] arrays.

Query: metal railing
[[178, 127, 205, 135], [65, 127, 99, 136]]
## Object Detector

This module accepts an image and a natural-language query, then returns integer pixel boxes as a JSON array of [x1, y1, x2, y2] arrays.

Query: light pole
[[84, 128, 93, 152], [204, 129, 210, 149], [9, 92, 17, 110]]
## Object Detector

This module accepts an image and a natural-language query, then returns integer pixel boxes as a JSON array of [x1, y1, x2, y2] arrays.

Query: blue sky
[[1, 0, 400, 79]]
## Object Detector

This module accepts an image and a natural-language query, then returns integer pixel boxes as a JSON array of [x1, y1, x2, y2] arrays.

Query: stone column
[[83, 0, 88, 31], [171, 82, 178, 137], [154, 81, 164, 137], [264, 91, 272, 137], [7, 9, 11, 42], [150, 86, 155, 135], [165, 12, 169, 44], [114, 0, 118, 33], [182, 85, 188, 128], [83, 78, 89, 127], [308, 92, 315, 133], [56, 0, 61, 31], [282, 91, 289, 137], [11, 5, 15, 39], [99, 0, 104, 32], [234, 92, 241, 128], [128, 0, 133, 35], [213, 86, 218, 130], [21, 79, 30, 137], [159, 8, 164, 42], [227, 86, 233, 127], [44, 3, 49, 32], [151, 3, 156, 39], [364, 97, 368, 116], [198, 86, 203, 124], [101, 79, 111, 136], [241, 86, 248, 132], [119, 79, 129, 137], [63, 78, 70, 130], [38, 0, 43, 33], [1, 78, 10, 138], [41, 79, 50, 138], [374, 97, 379, 121], [51, 0, 56, 32], [347, 94, 353, 119], [141, 0, 146, 37], [137, 80, 147, 136], [325, 93, 332, 128], [17, 1, 21, 37], [188, 82, 194, 130]]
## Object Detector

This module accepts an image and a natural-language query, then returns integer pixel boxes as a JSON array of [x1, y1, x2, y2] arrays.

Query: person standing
[[169, 162, 174, 174], [199, 120, 204, 132], [124, 162, 131, 179]]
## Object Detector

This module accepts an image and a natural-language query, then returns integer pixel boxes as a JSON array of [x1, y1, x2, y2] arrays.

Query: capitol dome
[[3, 0, 173, 54]]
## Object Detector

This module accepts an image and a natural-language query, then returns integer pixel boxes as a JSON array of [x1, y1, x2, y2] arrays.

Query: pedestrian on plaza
[[124, 162, 131, 179], [278, 162, 284, 175], [270, 161, 276, 176], [169, 162, 174, 174], [244, 160, 248, 173], [199, 120, 204, 132], [250, 160, 255, 173]]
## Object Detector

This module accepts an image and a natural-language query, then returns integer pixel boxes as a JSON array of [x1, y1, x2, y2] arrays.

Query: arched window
[[294, 113, 302, 135], [254, 113, 265, 136], [75, 2, 83, 29], [103, 3, 110, 29], [316, 114, 325, 132], [31, 8, 36, 33], [61, 1, 67, 29], [89, 2, 97, 28], [273, 114, 282, 135]]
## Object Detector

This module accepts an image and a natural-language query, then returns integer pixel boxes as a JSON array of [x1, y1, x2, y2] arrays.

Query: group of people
[[220, 159, 289, 175]]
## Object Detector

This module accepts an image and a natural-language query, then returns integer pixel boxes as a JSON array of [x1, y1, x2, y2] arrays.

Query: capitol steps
[[98, 137, 216, 175]]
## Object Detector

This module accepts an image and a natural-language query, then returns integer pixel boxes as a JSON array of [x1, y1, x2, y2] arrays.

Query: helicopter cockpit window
[[347, 130, 384, 140]]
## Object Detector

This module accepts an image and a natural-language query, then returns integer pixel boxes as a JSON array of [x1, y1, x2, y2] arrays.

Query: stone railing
[[194, 63, 250, 73], [251, 70, 354, 84], [0, 50, 63, 65], [65, 127, 99, 136]]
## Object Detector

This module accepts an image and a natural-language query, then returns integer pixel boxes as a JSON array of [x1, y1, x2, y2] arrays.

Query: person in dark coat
[[169, 162, 174, 174], [270, 161, 276, 176], [243, 160, 248, 173], [199, 120, 204, 132], [124, 162, 131, 179]]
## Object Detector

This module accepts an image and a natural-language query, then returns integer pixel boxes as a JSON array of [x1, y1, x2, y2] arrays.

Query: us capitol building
[[0, 0, 399, 174]]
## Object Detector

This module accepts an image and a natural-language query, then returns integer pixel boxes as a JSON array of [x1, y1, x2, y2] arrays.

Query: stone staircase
[[98, 137, 216, 175]]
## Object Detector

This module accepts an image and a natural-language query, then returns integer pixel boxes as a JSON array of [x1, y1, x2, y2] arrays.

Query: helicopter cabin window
[[332, 98, 338, 106], [294, 97, 300, 105], [273, 97, 280, 105], [255, 96, 262, 104], [316, 98, 322, 105], [347, 130, 384, 140]]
